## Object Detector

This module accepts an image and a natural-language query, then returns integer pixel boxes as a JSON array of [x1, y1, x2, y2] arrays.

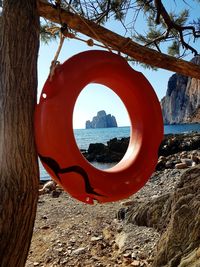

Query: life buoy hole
[[73, 84, 131, 170], [42, 93, 47, 99]]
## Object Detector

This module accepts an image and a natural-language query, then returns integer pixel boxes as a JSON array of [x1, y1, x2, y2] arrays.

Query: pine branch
[[153, 0, 200, 55], [37, 0, 200, 79]]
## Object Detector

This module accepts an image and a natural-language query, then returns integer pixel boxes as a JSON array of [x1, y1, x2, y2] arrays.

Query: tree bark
[[38, 1, 200, 80], [0, 1, 40, 266]]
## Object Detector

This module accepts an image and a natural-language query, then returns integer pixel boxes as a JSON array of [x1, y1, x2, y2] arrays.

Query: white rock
[[91, 235, 103, 241], [131, 260, 140, 266], [115, 232, 127, 250], [71, 247, 86, 255]]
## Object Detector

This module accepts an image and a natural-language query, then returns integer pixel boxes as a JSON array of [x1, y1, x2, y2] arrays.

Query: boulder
[[126, 166, 200, 267], [107, 137, 129, 153], [85, 137, 130, 163], [86, 143, 107, 161], [158, 133, 200, 157], [153, 166, 200, 267]]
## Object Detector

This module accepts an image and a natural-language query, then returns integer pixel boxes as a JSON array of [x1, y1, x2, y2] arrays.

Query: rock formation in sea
[[161, 56, 200, 124], [85, 110, 118, 129]]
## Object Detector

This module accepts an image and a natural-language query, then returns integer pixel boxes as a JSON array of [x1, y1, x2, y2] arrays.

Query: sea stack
[[85, 110, 118, 129]]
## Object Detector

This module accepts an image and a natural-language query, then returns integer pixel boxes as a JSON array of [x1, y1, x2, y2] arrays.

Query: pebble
[[131, 260, 141, 266], [123, 252, 132, 258], [165, 161, 174, 168], [41, 225, 50, 230], [175, 162, 188, 169], [56, 247, 63, 252], [91, 235, 103, 241], [181, 158, 193, 165], [115, 232, 127, 250], [131, 252, 137, 259], [71, 247, 86, 255], [102, 228, 112, 240], [41, 215, 48, 220], [113, 243, 119, 250], [121, 200, 135, 206], [69, 237, 76, 243]]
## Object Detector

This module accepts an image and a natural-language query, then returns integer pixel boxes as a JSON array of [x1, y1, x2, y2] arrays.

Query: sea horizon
[[74, 122, 200, 130]]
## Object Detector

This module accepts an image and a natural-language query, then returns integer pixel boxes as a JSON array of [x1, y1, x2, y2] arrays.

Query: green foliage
[[147, 28, 163, 40], [39, 0, 200, 60], [173, 9, 189, 26], [167, 40, 180, 57], [132, 4, 199, 57], [135, 0, 155, 13], [59, 0, 128, 22], [40, 21, 58, 44]]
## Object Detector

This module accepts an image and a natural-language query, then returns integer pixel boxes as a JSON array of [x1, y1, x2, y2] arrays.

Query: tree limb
[[153, 0, 199, 55], [37, 1, 200, 79]]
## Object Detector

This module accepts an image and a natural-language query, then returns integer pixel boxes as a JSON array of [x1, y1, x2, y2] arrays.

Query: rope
[[49, 32, 65, 81], [48, 0, 115, 81], [62, 31, 110, 49], [63, 0, 113, 53]]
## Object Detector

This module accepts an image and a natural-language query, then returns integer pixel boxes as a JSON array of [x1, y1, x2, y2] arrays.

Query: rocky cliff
[[161, 56, 200, 124], [86, 110, 118, 129]]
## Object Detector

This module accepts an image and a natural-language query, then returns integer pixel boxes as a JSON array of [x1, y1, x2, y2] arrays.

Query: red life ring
[[35, 50, 163, 204]]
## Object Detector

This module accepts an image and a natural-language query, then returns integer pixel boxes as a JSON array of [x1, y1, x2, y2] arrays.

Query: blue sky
[[37, 1, 200, 129]]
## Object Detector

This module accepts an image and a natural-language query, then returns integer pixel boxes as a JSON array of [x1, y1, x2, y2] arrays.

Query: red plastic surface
[[34, 50, 163, 204]]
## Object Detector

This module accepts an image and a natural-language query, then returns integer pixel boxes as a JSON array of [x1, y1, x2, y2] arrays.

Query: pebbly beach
[[27, 132, 200, 267]]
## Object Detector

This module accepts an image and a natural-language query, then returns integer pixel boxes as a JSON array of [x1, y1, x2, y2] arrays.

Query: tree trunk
[[0, 1, 40, 266]]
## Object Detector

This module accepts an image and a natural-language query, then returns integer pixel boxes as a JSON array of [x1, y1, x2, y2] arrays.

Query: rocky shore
[[26, 133, 200, 267], [83, 132, 200, 168]]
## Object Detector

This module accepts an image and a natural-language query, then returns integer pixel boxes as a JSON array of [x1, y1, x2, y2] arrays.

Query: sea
[[39, 123, 200, 180]]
